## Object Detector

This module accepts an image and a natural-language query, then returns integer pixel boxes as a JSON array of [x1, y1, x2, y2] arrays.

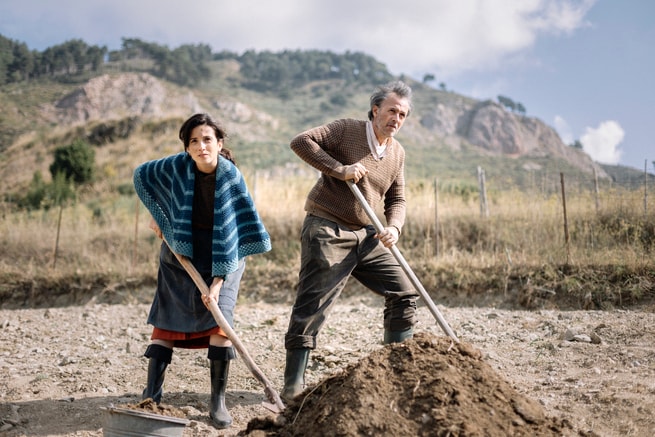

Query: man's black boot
[[383, 327, 414, 344], [208, 345, 236, 429], [142, 344, 173, 404], [281, 348, 310, 400]]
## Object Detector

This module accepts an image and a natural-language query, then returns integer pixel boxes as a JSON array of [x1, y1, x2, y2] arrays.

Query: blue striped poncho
[[133, 152, 271, 277]]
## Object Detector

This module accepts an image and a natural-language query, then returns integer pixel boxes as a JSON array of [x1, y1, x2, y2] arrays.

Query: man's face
[[371, 93, 410, 142]]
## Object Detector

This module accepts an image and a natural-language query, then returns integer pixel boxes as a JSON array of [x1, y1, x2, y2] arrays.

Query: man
[[282, 80, 418, 400]]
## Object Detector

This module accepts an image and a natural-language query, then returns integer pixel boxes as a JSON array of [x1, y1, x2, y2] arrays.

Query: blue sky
[[1, 0, 652, 171]]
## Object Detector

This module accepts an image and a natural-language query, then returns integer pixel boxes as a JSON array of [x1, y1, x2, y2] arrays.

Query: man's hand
[[344, 163, 368, 183], [376, 226, 399, 248]]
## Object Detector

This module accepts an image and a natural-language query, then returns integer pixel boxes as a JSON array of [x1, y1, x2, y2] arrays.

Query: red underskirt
[[151, 326, 227, 349]]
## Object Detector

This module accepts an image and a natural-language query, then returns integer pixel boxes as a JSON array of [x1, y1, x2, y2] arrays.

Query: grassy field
[[1, 175, 653, 311]]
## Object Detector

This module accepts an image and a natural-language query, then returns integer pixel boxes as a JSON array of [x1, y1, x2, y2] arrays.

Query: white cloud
[[580, 121, 624, 165], [0, 0, 597, 77], [553, 115, 574, 145], [532, 0, 595, 34]]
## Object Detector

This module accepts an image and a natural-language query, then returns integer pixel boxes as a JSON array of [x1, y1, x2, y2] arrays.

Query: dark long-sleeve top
[[290, 118, 406, 232]]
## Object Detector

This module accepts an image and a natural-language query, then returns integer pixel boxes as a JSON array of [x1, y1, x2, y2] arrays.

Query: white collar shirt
[[366, 121, 387, 161]]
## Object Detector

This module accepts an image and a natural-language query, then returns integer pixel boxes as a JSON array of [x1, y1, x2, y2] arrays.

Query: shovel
[[346, 180, 459, 343], [164, 239, 286, 413]]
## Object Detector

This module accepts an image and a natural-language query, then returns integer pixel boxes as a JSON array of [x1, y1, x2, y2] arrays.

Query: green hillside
[[0, 39, 651, 207]]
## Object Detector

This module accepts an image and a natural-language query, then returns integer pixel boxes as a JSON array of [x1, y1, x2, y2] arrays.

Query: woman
[[133, 113, 271, 429]]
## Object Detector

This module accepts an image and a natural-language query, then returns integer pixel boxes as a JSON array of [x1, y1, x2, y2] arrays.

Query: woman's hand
[[149, 216, 163, 239], [202, 276, 224, 309]]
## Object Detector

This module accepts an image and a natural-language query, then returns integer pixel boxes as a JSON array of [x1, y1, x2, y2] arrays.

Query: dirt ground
[[1, 290, 654, 436]]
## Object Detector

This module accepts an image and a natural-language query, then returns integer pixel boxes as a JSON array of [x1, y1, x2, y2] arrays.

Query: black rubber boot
[[384, 327, 414, 344], [142, 344, 173, 404], [281, 348, 310, 401], [208, 346, 236, 429]]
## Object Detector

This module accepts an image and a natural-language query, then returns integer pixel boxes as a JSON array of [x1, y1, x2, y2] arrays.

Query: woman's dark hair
[[367, 80, 413, 121], [179, 113, 236, 165]]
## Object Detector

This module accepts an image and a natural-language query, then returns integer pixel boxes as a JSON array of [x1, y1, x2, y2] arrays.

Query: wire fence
[[419, 163, 654, 216], [382, 167, 655, 265]]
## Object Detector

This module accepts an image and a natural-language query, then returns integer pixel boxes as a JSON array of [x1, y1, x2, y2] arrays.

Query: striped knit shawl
[[133, 152, 271, 277]]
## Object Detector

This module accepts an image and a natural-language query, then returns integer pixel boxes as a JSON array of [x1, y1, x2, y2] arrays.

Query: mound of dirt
[[123, 398, 188, 419], [240, 332, 571, 437]]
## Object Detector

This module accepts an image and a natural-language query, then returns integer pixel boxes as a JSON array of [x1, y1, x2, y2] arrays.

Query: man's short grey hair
[[368, 80, 413, 121]]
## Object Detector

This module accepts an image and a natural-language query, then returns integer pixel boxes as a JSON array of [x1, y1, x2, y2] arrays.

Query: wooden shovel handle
[[346, 180, 459, 343], [164, 240, 286, 412]]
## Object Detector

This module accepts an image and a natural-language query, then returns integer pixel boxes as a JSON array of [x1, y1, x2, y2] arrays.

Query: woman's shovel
[[164, 239, 286, 413], [346, 180, 459, 343]]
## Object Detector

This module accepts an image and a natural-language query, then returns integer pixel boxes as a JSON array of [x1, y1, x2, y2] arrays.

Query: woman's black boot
[[208, 345, 236, 429], [142, 344, 173, 404]]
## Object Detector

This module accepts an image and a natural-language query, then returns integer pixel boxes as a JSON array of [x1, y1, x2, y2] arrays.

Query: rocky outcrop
[[43, 73, 202, 125], [420, 98, 607, 177], [39, 73, 282, 145]]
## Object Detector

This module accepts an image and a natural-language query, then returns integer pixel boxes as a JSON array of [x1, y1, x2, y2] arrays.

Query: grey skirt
[[147, 229, 246, 333]]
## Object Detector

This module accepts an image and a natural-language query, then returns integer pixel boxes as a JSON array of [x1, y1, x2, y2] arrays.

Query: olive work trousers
[[284, 215, 418, 350]]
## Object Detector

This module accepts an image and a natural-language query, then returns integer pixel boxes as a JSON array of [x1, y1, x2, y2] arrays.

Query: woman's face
[[187, 124, 223, 173]]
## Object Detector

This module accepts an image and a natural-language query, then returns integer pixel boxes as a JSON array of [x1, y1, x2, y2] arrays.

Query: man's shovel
[[164, 240, 286, 413], [346, 180, 459, 343]]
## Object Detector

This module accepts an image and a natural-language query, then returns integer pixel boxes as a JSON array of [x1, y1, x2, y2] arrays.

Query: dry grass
[[1, 176, 653, 310]]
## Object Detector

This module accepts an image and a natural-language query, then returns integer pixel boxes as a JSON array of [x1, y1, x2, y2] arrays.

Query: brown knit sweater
[[290, 118, 406, 231]]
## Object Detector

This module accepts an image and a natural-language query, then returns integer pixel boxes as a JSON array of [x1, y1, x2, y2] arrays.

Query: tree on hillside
[[49, 139, 95, 185], [213, 50, 240, 61], [497, 95, 516, 112], [238, 49, 393, 92], [119, 38, 162, 60], [19, 171, 49, 210], [116, 38, 211, 86], [7, 42, 34, 82], [516, 102, 526, 115], [498, 95, 527, 115], [0, 35, 11, 83], [0, 35, 36, 83], [1, 34, 394, 90], [14, 140, 94, 211], [38, 39, 106, 76], [0, 35, 107, 81], [570, 140, 583, 149], [19, 169, 76, 211]]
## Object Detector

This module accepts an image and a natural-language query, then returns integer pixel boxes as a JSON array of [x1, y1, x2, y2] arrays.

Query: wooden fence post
[[433, 177, 439, 258], [560, 172, 571, 265], [593, 166, 600, 214], [644, 160, 649, 219], [477, 166, 489, 218], [52, 204, 63, 270]]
